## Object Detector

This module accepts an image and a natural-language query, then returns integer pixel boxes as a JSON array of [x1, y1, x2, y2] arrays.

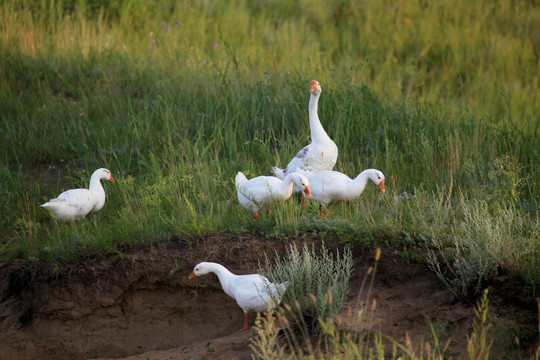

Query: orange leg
[[253, 212, 259, 221], [301, 195, 306, 205], [319, 205, 328, 219], [236, 312, 250, 332]]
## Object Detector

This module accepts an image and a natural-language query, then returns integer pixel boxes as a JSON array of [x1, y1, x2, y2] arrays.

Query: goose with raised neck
[[41, 168, 115, 222], [272, 80, 338, 186]]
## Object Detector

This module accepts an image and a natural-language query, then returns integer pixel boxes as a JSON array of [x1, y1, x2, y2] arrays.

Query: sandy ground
[[1, 234, 538, 359]]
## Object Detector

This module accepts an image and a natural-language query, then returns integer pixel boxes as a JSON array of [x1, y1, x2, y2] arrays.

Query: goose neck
[[308, 93, 320, 122], [281, 175, 296, 198], [351, 171, 370, 195], [308, 92, 319, 111], [89, 173, 105, 192], [308, 93, 330, 143], [89, 173, 106, 210], [206, 262, 235, 285]]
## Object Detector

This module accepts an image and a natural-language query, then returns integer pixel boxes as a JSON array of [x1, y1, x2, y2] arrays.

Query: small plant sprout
[[169, 259, 180, 275]]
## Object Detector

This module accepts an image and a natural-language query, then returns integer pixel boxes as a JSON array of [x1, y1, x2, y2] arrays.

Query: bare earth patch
[[0, 234, 537, 359]]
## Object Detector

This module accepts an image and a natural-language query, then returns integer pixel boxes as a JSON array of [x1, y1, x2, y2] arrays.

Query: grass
[[423, 319, 459, 358], [250, 265, 525, 359], [0, 0, 539, 301]]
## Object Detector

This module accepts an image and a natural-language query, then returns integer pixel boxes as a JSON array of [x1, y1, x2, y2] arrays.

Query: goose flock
[[239, 79, 385, 219], [40, 80, 385, 332]]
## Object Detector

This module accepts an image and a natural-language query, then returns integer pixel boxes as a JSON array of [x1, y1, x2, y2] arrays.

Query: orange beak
[[304, 186, 311, 197], [108, 175, 115, 184], [378, 180, 385, 193], [189, 271, 196, 280], [310, 80, 318, 92]]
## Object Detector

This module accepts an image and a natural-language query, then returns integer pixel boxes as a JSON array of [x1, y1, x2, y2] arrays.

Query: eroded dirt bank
[[0, 234, 537, 360]]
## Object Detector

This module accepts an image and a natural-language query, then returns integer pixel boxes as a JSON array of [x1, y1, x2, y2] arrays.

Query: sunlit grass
[[2, 0, 540, 120]]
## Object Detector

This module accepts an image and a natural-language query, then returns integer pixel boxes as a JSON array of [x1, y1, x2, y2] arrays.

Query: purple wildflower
[[393, 113, 397, 116], [408, 115, 412, 119], [204, 60, 208, 65], [394, 250, 398, 255], [162, 22, 167, 27], [175, 20, 181, 25], [0, 67, 3, 73], [167, 28, 171, 32], [213, 43, 219, 49]]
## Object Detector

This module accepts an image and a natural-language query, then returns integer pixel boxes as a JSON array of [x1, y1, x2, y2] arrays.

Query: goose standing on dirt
[[235, 171, 311, 220], [272, 80, 338, 186], [41, 168, 115, 222], [303, 169, 385, 217], [189, 262, 288, 332]]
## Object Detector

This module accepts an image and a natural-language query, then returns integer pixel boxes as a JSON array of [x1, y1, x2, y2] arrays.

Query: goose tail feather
[[271, 166, 286, 180], [235, 172, 248, 188]]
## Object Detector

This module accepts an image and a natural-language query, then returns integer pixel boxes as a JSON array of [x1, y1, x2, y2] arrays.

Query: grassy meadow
[[1, 0, 539, 306]]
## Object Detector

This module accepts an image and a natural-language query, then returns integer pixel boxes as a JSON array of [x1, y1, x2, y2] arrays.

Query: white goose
[[272, 80, 338, 188], [235, 171, 311, 220], [303, 169, 385, 217], [189, 262, 288, 332], [41, 168, 115, 222]]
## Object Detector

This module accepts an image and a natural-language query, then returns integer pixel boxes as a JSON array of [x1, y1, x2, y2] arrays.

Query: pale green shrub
[[259, 243, 354, 332], [428, 200, 540, 298]]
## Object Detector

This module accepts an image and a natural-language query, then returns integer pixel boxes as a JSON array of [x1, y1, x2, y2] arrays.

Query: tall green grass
[[0, 0, 539, 298], [3, 0, 539, 119]]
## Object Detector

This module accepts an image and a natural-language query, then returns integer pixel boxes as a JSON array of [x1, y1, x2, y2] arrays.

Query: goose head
[[189, 262, 211, 279], [310, 80, 321, 95], [94, 168, 115, 184], [369, 169, 385, 193], [291, 173, 311, 197]]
